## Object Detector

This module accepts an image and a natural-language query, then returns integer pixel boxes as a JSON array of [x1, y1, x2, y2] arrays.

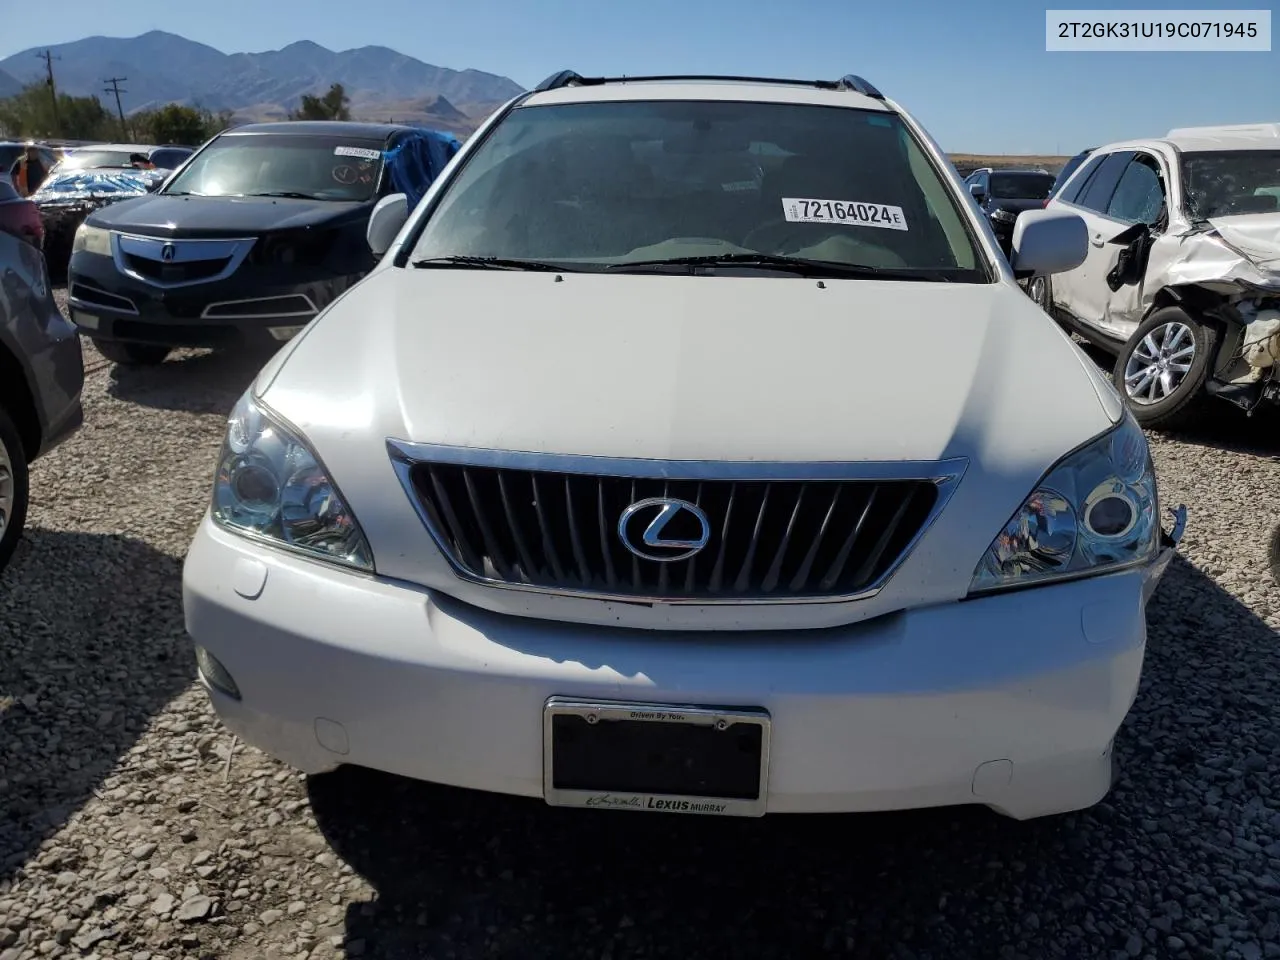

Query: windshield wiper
[[606, 253, 950, 280], [247, 191, 326, 200], [411, 255, 575, 272]]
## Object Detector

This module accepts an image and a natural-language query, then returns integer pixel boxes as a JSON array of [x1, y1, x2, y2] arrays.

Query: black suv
[[964, 168, 1057, 256], [66, 121, 458, 366], [0, 230, 84, 572]]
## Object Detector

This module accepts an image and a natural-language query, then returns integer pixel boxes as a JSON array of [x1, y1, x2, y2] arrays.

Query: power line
[[104, 77, 129, 139], [35, 49, 61, 136]]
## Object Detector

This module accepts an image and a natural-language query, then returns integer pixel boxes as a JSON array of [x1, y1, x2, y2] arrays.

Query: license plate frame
[[542, 697, 771, 818]]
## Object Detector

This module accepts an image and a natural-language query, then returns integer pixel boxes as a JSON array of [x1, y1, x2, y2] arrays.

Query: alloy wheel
[[1123, 321, 1196, 405], [1026, 276, 1048, 309], [0, 435, 12, 538]]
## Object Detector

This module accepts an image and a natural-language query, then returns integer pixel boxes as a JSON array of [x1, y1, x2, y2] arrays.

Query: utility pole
[[36, 49, 61, 136], [104, 77, 129, 139]]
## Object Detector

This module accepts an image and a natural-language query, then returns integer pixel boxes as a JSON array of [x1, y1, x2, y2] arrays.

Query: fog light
[[268, 325, 305, 341], [194, 645, 241, 700]]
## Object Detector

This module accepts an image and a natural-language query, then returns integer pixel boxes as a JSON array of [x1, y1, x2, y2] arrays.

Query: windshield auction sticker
[[782, 197, 908, 231], [334, 146, 382, 160]]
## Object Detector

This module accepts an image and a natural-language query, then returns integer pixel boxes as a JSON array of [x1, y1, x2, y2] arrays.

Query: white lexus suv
[[182, 72, 1186, 821]]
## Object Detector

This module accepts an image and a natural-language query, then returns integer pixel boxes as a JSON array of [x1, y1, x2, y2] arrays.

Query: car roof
[[222, 121, 414, 139], [1094, 124, 1280, 156], [522, 79, 891, 113]]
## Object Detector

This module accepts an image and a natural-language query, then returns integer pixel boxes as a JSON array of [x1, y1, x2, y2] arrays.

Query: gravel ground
[[1, 288, 1279, 960]]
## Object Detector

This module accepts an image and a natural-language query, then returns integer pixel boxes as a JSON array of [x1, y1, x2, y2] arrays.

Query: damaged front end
[[1106, 215, 1280, 415]]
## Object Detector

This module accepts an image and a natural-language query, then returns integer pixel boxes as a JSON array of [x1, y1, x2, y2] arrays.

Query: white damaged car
[[183, 72, 1186, 821]]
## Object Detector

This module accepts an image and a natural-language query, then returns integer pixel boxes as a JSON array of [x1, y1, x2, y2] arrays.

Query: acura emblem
[[617, 497, 711, 563], [161, 243, 176, 262]]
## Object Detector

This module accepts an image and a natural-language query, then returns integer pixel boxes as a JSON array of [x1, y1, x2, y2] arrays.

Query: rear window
[[411, 99, 988, 281], [162, 133, 386, 201], [149, 148, 193, 171], [989, 172, 1055, 200]]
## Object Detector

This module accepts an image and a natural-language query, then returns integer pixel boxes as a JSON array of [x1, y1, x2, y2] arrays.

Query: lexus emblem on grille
[[161, 243, 177, 262], [617, 497, 711, 563]]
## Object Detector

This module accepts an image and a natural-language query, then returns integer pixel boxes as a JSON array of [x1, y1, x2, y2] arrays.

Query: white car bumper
[[182, 514, 1175, 821]]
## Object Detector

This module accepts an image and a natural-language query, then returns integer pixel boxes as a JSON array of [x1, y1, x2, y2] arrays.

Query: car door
[[1050, 150, 1135, 336], [1097, 151, 1168, 340]]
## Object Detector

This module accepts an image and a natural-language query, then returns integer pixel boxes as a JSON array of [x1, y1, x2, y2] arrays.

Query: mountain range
[[0, 32, 525, 135]]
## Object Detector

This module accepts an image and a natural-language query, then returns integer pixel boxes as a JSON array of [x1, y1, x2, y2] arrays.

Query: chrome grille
[[389, 444, 964, 603]]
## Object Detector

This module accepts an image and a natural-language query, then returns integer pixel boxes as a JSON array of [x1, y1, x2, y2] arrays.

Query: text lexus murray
[[183, 72, 1187, 821]]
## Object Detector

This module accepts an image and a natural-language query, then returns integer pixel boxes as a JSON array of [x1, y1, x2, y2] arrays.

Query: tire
[[93, 340, 170, 366], [1112, 306, 1216, 430], [0, 405, 30, 574]]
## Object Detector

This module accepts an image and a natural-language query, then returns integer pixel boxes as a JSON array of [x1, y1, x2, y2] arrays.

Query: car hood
[[87, 194, 369, 237], [1206, 211, 1280, 267], [253, 268, 1123, 629]]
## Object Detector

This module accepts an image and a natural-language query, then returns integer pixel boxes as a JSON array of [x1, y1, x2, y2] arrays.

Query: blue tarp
[[382, 128, 462, 210]]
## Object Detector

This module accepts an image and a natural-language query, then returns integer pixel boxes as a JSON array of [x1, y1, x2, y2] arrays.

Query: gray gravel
[[1, 288, 1278, 960]]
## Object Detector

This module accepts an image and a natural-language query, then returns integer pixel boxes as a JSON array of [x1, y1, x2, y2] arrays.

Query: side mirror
[[968, 182, 985, 200], [367, 193, 409, 258], [1009, 209, 1088, 278]]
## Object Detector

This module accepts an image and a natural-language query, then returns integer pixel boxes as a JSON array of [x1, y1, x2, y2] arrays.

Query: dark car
[[30, 168, 166, 280], [963, 168, 1057, 256], [0, 180, 44, 249], [0, 230, 85, 572], [1047, 148, 1094, 201], [66, 121, 460, 366]]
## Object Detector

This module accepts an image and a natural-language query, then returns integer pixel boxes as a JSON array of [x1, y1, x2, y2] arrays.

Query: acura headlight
[[212, 391, 374, 571], [71, 222, 111, 256], [970, 414, 1157, 593]]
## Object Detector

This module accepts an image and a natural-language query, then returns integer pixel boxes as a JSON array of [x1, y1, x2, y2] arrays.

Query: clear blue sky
[[0, 0, 1275, 154]]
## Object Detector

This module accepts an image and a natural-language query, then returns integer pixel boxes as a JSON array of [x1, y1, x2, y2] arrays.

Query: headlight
[[990, 208, 1018, 224], [212, 391, 374, 571], [71, 223, 111, 256], [970, 414, 1158, 593]]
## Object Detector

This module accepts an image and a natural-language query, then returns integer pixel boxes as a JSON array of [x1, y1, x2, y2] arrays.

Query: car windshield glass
[[1181, 150, 1280, 219], [162, 134, 385, 200], [59, 151, 140, 170], [410, 99, 986, 280], [0, 146, 24, 169], [989, 172, 1055, 200], [1050, 155, 1087, 194]]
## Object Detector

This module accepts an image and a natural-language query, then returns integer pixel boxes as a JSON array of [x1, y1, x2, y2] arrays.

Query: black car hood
[[86, 194, 370, 237], [988, 197, 1047, 214]]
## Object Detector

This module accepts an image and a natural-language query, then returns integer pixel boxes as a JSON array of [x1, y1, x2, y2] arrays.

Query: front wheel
[[1026, 274, 1052, 313], [0, 405, 30, 574], [93, 340, 170, 366], [1112, 306, 1216, 429]]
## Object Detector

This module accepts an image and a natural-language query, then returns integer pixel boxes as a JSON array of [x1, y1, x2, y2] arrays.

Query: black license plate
[[543, 698, 771, 817]]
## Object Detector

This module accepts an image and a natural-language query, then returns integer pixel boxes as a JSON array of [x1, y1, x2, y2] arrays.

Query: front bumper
[[66, 250, 360, 350], [183, 514, 1181, 820]]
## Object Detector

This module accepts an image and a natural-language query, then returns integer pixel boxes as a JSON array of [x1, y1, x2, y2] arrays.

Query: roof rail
[[534, 70, 586, 91], [530, 71, 886, 98], [836, 75, 884, 99]]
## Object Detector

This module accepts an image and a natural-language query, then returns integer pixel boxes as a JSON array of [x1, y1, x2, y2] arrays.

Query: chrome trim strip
[[386, 440, 968, 606], [110, 233, 257, 290], [200, 293, 318, 320], [542, 697, 771, 818]]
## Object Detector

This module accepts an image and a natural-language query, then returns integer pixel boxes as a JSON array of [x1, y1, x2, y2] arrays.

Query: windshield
[[59, 150, 141, 170], [0, 146, 23, 169], [1181, 150, 1280, 220], [989, 172, 1055, 200], [410, 100, 986, 280], [162, 133, 385, 200]]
